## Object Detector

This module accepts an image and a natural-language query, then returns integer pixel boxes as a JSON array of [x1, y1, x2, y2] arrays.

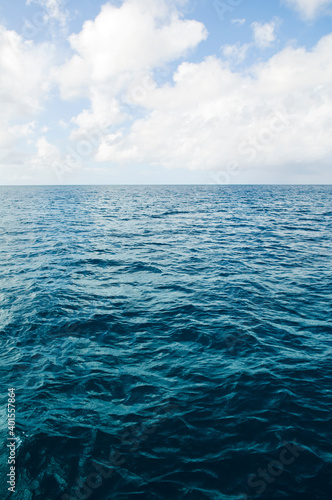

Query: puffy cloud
[[222, 42, 250, 64], [1, 0, 332, 185], [95, 34, 332, 181], [223, 19, 280, 65], [35, 136, 61, 164], [55, 0, 206, 98], [31, 137, 77, 183], [70, 91, 127, 140], [222, 42, 251, 64], [251, 19, 280, 48], [222, 19, 280, 65], [0, 27, 51, 119], [9, 122, 36, 138], [54, 0, 207, 143], [0, 25, 53, 182], [283, 0, 332, 19]]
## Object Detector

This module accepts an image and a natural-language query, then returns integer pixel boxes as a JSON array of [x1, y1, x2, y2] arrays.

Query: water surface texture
[[0, 185, 331, 500]]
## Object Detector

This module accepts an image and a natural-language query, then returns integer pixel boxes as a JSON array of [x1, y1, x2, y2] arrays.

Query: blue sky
[[0, 0, 331, 184]]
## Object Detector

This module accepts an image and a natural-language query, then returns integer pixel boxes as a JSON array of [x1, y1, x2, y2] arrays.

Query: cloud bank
[[284, 0, 332, 19], [0, 0, 332, 184]]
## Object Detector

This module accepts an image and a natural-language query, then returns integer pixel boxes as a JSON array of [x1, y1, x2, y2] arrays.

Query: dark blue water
[[0, 185, 331, 500]]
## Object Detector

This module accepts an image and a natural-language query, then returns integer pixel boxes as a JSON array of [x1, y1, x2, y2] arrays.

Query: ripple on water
[[0, 185, 331, 500]]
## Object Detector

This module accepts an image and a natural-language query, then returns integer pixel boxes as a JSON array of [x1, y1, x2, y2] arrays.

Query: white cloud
[[251, 19, 280, 48], [222, 42, 250, 64], [0, 27, 51, 119], [55, 0, 207, 99], [0, 25, 53, 182], [94, 34, 332, 181], [223, 19, 280, 65], [70, 91, 126, 140], [53, 0, 207, 156], [283, 0, 332, 19], [58, 119, 69, 129], [35, 136, 60, 163], [26, 0, 69, 26], [231, 18, 246, 26], [1, 0, 332, 184], [9, 122, 36, 138]]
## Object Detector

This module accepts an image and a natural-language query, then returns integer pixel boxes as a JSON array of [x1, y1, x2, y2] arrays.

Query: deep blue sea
[[0, 185, 331, 500]]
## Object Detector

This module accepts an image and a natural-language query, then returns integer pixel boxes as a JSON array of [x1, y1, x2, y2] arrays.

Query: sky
[[0, 0, 332, 185]]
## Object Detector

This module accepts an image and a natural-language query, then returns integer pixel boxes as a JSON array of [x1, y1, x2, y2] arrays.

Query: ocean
[[0, 185, 331, 500]]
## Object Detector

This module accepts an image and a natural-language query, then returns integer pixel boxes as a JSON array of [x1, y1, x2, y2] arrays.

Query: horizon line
[[0, 184, 331, 187]]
